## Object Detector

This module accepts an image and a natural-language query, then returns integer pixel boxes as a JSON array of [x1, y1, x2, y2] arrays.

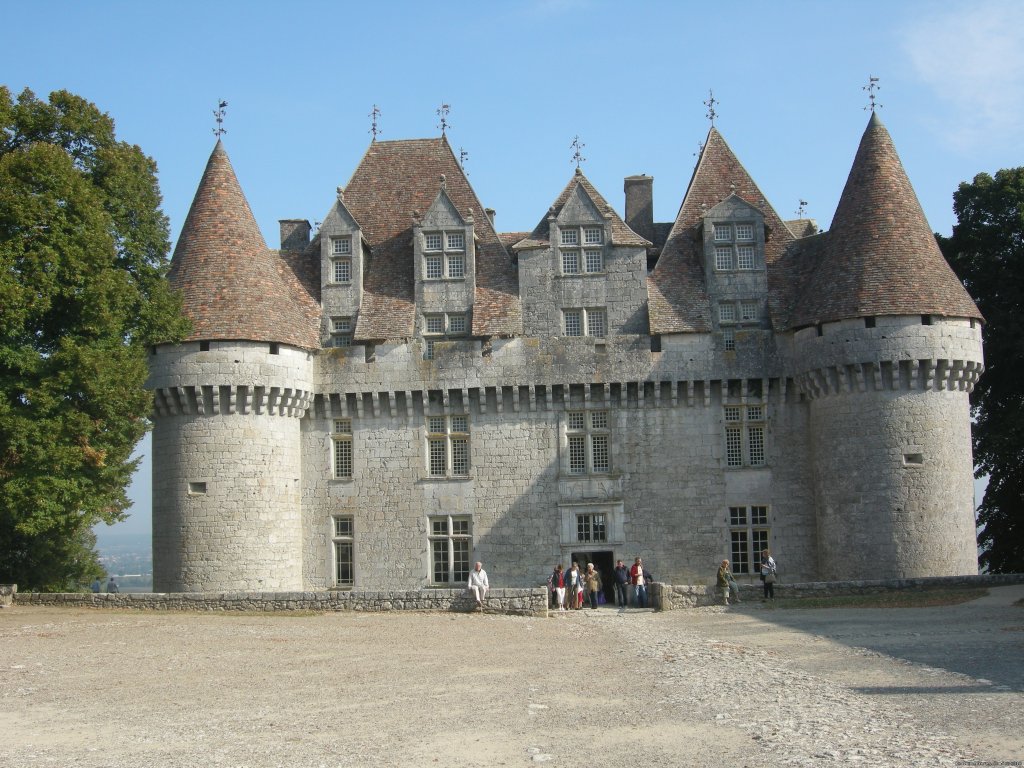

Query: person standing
[[566, 562, 583, 610], [468, 561, 489, 609], [584, 563, 601, 609], [550, 564, 566, 611], [613, 559, 630, 608], [629, 557, 648, 608], [717, 559, 740, 605], [760, 549, 777, 601], [106, 577, 119, 594], [90, 578, 101, 594]]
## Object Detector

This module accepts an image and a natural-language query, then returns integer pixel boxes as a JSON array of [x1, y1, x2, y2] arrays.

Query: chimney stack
[[624, 175, 654, 242], [279, 219, 311, 251]]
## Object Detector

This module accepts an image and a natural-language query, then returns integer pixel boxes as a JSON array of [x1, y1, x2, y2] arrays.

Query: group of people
[[717, 549, 777, 605], [90, 577, 118, 593], [547, 557, 653, 611]]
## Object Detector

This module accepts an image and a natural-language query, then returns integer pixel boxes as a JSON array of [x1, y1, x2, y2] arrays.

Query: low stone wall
[[652, 573, 1024, 610], [12, 587, 548, 616]]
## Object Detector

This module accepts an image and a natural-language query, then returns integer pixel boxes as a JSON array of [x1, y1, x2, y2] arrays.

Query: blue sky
[[3, 0, 1019, 540]]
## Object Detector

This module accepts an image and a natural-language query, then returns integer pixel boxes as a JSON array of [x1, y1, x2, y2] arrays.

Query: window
[[427, 415, 470, 477], [331, 236, 352, 255], [332, 418, 353, 479], [423, 230, 467, 279], [577, 513, 607, 542], [332, 257, 352, 283], [583, 227, 603, 245], [423, 313, 468, 359], [740, 301, 759, 322], [724, 405, 767, 468], [559, 226, 604, 275], [722, 329, 736, 351], [728, 505, 769, 574], [332, 516, 354, 587], [560, 229, 579, 246], [563, 308, 607, 338], [712, 222, 758, 270], [585, 250, 603, 273], [562, 250, 580, 274], [429, 515, 471, 584], [566, 410, 611, 475], [719, 303, 737, 323], [329, 317, 352, 347]]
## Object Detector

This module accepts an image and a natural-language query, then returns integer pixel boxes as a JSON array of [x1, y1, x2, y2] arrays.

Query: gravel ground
[[1, 586, 1022, 768]]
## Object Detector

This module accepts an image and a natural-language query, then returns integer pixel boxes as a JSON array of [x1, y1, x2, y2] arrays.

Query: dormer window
[[559, 225, 605, 275], [331, 236, 352, 255], [423, 230, 466, 280], [332, 256, 352, 283], [713, 222, 759, 270], [583, 227, 603, 245], [561, 229, 579, 246]]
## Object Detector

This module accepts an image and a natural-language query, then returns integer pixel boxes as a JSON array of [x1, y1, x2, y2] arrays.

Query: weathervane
[[704, 89, 718, 126], [369, 104, 381, 141], [863, 76, 882, 113], [437, 103, 451, 135], [796, 199, 808, 218], [570, 135, 586, 169], [212, 99, 228, 138], [459, 146, 469, 173]]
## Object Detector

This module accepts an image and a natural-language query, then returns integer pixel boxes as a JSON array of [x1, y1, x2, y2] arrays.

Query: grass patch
[[768, 587, 989, 610]]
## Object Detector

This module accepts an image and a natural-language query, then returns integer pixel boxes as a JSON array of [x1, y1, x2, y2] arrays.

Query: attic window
[[560, 229, 579, 246], [583, 227, 603, 245], [712, 222, 758, 271], [331, 236, 352, 255], [423, 230, 467, 280]]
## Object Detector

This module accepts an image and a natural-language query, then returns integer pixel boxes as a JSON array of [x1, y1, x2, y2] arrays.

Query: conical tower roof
[[789, 113, 981, 328], [168, 141, 320, 348]]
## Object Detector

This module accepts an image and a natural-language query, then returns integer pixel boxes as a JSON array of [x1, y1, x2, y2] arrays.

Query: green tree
[[0, 87, 189, 590], [940, 168, 1024, 573]]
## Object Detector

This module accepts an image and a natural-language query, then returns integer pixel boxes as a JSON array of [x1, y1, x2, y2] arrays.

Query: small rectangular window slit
[[188, 481, 207, 495], [903, 453, 924, 466]]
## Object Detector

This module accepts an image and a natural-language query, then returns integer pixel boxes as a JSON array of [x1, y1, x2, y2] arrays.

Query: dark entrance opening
[[571, 550, 616, 606]]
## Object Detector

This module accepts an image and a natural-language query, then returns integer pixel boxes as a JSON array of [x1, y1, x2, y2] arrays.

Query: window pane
[[450, 415, 468, 433], [447, 232, 464, 250], [724, 406, 741, 422], [735, 224, 754, 241], [432, 539, 449, 582], [332, 237, 351, 255], [448, 314, 467, 335], [428, 416, 446, 433], [432, 519, 449, 536], [715, 247, 733, 270], [591, 434, 609, 472], [447, 254, 465, 278], [737, 245, 755, 269], [335, 541, 353, 586], [564, 310, 582, 336], [719, 303, 736, 322], [425, 255, 443, 279], [714, 225, 732, 242], [748, 426, 765, 466], [333, 438, 352, 478], [747, 405, 764, 421], [723, 329, 736, 351], [429, 438, 447, 475], [593, 514, 606, 542], [752, 529, 770, 562], [584, 227, 602, 244], [751, 506, 768, 525], [731, 530, 750, 573], [451, 437, 469, 475], [577, 515, 591, 542], [452, 518, 470, 536], [333, 258, 351, 282], [568, 435, 586, 473], [334, 516, 353, 537], [425, 233, 442, 250], [585, 250, 603, 273], [568, 412, 585, 430], [741, 301, 759, 321], [426, 316, 445, 334], [726, 426, 742, 467], [453, 539, 470, 582], [587, 309, 607, 338], [560, 229, 578, 245], [590, 411, 607, 429], [729, 506, 747, 525], [562, 250, 580, 274]]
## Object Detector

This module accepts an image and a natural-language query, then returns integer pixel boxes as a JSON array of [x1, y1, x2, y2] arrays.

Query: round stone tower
[[790, 114, 984, 580], [148, 142, 319, 592]]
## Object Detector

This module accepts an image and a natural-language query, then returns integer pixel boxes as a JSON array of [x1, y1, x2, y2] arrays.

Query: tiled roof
[[342, 137, 521, 339], [168, 141, 320, 349], [514, 169, 651, 250], [648, 128, 795, 334], [789, 114, 982, 328]]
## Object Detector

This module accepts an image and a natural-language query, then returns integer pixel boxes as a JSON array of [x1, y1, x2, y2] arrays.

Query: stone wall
[[13, 587, 548, 616]]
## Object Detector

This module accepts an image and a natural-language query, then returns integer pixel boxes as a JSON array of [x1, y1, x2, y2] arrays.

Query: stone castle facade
[[147, 112, 984, 594]]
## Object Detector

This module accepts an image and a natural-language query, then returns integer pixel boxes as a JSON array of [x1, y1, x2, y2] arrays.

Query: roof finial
[[439, 174, 447, 191], [436, 103, 451, 135], [570, 135, 586, 169], [796, 199, 808, 218], [704, 89, 719, 126], [337, 186, 345, 203], [459, 146, 469, 174], [212, 99, 228, 139], [369, 104, 381, 141], [863, 76, 882, 113]]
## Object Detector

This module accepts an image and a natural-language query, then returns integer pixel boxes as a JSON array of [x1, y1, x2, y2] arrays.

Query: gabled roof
[[789, 113, 982, 328], [342, 136, 521, 339], [168, 141, 320, 349], [647, 128, 795, 334], [514, 169, 650, 251]]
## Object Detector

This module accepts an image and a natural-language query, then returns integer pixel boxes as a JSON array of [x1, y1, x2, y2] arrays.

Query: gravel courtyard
[[2, 587, 1022, 768]]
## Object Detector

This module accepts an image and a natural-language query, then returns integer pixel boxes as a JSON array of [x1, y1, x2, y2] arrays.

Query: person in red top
[[549, 563, 566, 611], [629, 557, 648, 608]]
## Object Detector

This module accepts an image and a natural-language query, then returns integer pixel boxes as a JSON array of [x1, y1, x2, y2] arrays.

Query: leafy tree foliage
[[940, 168, 1024, 573], [0, 88, 189, 590]]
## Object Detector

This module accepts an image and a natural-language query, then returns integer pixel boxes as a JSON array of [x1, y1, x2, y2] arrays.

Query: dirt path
[[1, 589, 1021, 767]]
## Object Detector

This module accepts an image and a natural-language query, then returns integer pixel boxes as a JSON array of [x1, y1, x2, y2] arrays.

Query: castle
[[147, 111, 984, 594]]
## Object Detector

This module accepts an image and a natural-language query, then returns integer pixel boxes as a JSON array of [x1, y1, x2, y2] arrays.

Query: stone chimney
[[485, 208, 496, 227], [624, 175, 654, 242], [279, 219, 311, 251]]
